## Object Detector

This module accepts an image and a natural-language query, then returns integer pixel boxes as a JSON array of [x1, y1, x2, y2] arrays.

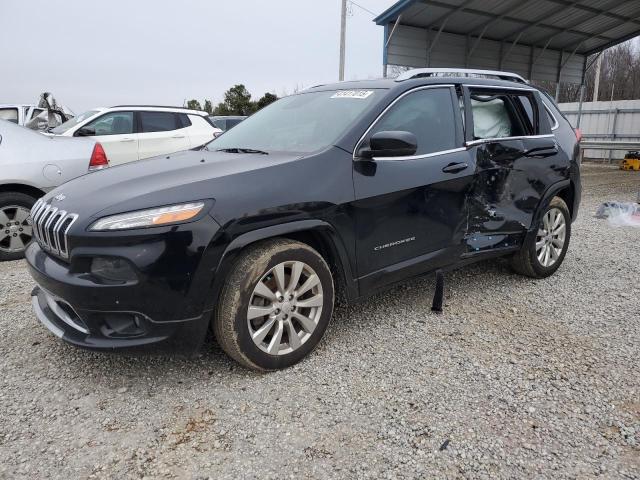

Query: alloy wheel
[[0, 206, 32, 253], [535, 207, 566, 268], [247, 260, 324, 356]]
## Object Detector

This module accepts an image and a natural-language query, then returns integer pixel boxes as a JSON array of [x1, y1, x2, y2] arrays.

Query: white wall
[[558, 100, 640, 161]]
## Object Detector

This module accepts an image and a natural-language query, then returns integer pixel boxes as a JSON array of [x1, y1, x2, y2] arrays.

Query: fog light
[[91, 257, 137, 283], [101, 313, 146, 337]]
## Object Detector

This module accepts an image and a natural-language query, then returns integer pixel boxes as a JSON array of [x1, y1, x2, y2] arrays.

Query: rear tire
[[510, 196, 571, 278], [213, 239, 334, 371], [0, 192, 38, 262]]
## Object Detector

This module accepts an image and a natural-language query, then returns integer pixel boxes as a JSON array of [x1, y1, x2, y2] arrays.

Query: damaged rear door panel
[[461, 85, 568, 256]]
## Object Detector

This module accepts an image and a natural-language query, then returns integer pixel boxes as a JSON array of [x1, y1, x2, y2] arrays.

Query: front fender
[[202, 219, 358, 314]]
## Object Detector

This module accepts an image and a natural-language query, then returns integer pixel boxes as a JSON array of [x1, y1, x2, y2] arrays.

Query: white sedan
[[0, 120, 106, 261], [49, 106, 221, 165]]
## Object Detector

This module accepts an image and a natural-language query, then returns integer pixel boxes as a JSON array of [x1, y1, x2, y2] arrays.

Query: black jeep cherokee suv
[[26, 69, 581, 371]]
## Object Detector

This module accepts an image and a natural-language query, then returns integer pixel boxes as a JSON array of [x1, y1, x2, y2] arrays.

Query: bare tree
[[534, 39, 640, 103]]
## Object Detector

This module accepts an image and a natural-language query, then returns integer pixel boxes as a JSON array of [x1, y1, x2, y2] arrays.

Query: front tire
[[0, 192, 37, 262], [510, 196, 571, 278], [213, 239, 334, 371]]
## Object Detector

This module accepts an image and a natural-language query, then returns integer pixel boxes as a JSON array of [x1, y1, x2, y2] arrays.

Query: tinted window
[[0, 108, 19, 124], [178, 113, 191, 128], [368, 88, 457, 155], [226, 118, 244, 130], [212, 119, 226, 130], [140, 112, 177, 133], [85, 111, 134, 135], [470, 93, 526, 139], [515, 95, 535, 133]]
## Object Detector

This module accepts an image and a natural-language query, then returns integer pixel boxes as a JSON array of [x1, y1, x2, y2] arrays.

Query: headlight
[[89, 202, 205, 231]]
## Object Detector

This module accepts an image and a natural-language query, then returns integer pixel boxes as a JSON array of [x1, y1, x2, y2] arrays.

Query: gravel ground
[[1, 164, 639, 479]]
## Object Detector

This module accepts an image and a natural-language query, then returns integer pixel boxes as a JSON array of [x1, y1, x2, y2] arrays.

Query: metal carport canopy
[[375, 0, 640, 85]]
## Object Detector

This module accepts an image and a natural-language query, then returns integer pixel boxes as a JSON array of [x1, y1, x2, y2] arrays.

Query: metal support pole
[[592, 54, 603, 102], [609, 108, 619, 163], [383, 15, 403, 78], [576, 83, 585, 129], [339, 0, 347, 81], [576, 57, 587, 129], [555, 50, 564, 102]]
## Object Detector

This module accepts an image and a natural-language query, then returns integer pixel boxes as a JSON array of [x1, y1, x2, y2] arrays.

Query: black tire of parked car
[[510, 196, 571, 278], [213, 238, 335, 371], [0, 192, 37, 262]]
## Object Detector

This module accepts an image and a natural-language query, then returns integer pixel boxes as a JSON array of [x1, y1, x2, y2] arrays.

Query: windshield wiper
[[216, 147, 269, 155]]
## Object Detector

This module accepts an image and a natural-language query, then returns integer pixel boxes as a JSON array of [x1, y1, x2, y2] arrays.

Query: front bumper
[[30, 285, 209, 352], [26, 240, 212, 352]]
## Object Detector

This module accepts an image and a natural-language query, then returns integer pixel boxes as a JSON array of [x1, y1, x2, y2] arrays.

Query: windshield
[[205, 89, 383, 154], [50, 109, 101, 134]]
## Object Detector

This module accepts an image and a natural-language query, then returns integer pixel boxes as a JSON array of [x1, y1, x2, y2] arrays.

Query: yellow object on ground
[[621, 152, 640, 171]]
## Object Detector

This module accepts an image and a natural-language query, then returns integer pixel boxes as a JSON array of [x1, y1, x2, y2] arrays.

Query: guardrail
[[579, 141, 640, 163]]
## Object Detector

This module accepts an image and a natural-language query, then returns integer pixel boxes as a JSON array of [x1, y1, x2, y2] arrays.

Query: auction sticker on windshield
[[331, 90, 374, 99]]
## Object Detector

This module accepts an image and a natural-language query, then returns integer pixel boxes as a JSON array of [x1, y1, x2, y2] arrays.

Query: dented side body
[[25, 76, 581, 352]]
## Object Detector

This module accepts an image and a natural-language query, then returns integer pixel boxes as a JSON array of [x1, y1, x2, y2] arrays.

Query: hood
[[43, 149, 303, 221]]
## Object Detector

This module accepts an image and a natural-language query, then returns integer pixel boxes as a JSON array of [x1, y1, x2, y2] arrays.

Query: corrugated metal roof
[[375, 0, 640, 56]]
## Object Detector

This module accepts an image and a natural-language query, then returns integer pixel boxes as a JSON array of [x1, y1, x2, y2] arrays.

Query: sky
[[0, 0, 395, 113]]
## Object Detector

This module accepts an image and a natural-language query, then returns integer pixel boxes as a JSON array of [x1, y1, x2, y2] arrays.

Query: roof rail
[[395, 68, 528, 84], [110, 105, 206, 112]]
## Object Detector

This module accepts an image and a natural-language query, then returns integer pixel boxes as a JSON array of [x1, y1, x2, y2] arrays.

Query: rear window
[[0, 108, 19, 124], [140, 111, 178, 133], [469, 91, 530, 139]]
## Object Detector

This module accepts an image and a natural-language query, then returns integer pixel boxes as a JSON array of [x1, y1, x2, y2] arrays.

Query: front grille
[[29, 199, 79, 258]]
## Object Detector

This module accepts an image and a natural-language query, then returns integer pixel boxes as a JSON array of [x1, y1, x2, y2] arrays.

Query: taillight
[[89, 143, 109, 171], [574, 128, 582, 143]]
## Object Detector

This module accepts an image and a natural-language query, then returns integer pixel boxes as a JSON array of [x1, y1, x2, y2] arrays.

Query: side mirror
[[75, 126, 96, 137], [359, 131, 417, 159]]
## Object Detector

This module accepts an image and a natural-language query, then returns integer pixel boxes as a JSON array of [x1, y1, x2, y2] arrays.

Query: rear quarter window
[[177, 113, 192, 128], [543, 104, 559, 130]]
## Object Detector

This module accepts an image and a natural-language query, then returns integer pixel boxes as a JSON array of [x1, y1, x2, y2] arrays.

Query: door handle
[[523, 146, 558, 158], [172, 134, 186, 139], [442, 162, 469, 174], [120, 138, 135, 142]]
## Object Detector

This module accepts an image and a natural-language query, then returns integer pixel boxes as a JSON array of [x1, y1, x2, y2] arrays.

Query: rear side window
[[469, 91, 530, 139], [0, 108, 19, 124], [140, 111, 178, 133], [368, 88, 457, 156]]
